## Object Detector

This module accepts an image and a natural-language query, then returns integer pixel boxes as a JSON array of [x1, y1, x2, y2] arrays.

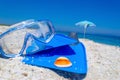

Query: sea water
[[80, 34, 120, 47], [56, 31, 120, 47]]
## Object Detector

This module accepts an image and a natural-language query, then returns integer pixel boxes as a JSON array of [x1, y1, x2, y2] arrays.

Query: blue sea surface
[[81, 34, 120, 47], [0, 0, 120, 45], [56, 31, 120, 47]]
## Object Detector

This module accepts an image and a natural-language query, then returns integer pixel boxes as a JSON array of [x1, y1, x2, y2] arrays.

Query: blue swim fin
[[22, 34, 87, 74]]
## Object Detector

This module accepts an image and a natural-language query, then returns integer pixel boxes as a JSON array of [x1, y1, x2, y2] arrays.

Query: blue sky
[[0, 0, 120, 37]]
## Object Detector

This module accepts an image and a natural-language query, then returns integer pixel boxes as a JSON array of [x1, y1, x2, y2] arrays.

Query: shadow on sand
[[51, 69, 87, 80]]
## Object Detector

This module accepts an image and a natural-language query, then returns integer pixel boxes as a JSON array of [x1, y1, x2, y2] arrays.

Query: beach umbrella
[[75, 20, 96, 38]]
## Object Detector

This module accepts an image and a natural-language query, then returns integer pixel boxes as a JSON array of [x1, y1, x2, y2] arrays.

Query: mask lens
[[0, 20, 55, 57], [38, 21, 54, 43], [0, 29, 26, 54], [0, 24, 42, 54]]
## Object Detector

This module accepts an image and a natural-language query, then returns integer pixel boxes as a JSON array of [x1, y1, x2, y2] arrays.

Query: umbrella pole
[[83, 28, 86, 38], [83, 24, 88, 38]]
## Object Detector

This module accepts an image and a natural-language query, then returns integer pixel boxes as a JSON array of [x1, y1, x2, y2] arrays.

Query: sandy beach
[[0, 26, 120, 80]]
